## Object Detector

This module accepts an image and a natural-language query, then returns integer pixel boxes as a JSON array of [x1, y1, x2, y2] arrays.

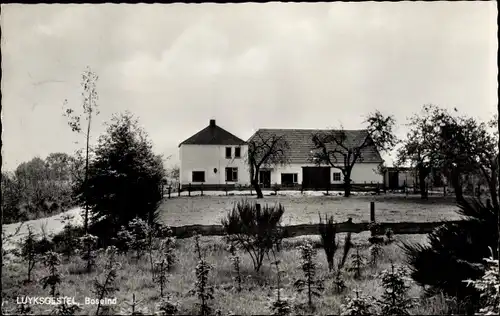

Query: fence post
[[178, 183, 181, 197], [188, 183, 191, 197], [443, 185, 446, 196], [225, 185, 228, 196], [256, 203, 261, 212], [201, 183, 204, 196], [301, 181, 304, 194], [168, 186, 171, 199], [370, 201, 375, 222]]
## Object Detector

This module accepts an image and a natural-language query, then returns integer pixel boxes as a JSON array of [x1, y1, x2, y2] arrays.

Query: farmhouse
[[179, 120, 250, 190], [179, 120, 384, 190], [248, 129, 384, 190]]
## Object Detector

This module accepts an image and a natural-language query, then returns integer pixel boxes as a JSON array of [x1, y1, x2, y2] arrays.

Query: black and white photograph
[[1, 2, 498, 315]]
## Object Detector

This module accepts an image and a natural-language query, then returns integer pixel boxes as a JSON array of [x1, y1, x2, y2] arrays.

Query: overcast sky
[[1, 2, 497, 171]]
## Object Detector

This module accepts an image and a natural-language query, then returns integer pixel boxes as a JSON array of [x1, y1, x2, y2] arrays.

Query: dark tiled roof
[[247, 129, 383, 164], [179, 122, 246, 147]]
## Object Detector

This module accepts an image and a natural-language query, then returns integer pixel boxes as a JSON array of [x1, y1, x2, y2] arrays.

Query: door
[[302, 167, 331, 190], [388, 171, 399, 189], [259, 170, 271, 188]]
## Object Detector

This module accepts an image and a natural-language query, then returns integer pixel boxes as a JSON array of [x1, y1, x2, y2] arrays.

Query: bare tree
[[63, 66, 99, 234], [247, 131, 290, 199], [311, 111, 397, 197]]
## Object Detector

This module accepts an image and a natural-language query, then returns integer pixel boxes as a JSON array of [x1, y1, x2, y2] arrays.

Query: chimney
[[209, 119, 216, 127]]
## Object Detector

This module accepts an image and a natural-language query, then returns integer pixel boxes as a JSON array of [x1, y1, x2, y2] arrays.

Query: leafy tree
[[398, 105, 498, 202], [75, 112, 165, 237], [311, 111, 397, 197], [247, 131, 291, 198], [63, 66, 100, 234], [222, 200, 285, 272], [1, 171, 22, 223]]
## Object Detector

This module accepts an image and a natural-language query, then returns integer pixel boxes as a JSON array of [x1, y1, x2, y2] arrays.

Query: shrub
[[79, 233, 98, 273], [189, 234, 214, 316], [369, 243, 383, 266], [156, 295, 180, 316], [19, 225, 38, 283], [293, 242, 324, 309], [222, 199, 284, 272], [340, 289, 377, 316], [317, 213, 338, 272], [464, 247, 499, 315], [268, 255, 293, 316], [402, 198, 497, 312], [153, 259, 169, 298], [159, 227, 177, 272], [120, 293, 148, 315], [49, 301, 81, 316], [93, 246, 121, 316], [57, 215, 80, 261], [346, 247, 367, 279], [40, 251, 62, 297], [385, 228, 394, 244], [378, 263, 414, 315], [227, 242, 242, 292]]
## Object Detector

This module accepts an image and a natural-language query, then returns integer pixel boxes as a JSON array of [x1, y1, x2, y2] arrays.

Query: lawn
[[1, 233, 459, 315], [159, 193, 463, 226]]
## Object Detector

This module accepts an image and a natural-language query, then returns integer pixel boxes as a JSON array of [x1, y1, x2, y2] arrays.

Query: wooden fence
[[162, 182, 383, 199], [168, 220, 463, 239]]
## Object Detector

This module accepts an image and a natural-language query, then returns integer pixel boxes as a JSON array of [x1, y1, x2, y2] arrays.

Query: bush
[[317, 213, 338, 272], [340, 289, 377, 316], [189, 234, 214, 316], [93, 246, 121, 316], [402, 198, 497, 312], [378, 263, 414, 315], [40, 251, 62, 297], [464, 247, 499, 315], [222, 199, 284, 272], [293, 242, 324, 309]]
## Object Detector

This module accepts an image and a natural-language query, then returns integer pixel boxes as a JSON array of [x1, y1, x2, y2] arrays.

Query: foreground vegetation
[[2, 232, 463, 316]]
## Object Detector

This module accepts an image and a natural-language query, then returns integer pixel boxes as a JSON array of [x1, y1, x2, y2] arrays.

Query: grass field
[[159, 194, 463, 226], [2, 232, 460, 315]]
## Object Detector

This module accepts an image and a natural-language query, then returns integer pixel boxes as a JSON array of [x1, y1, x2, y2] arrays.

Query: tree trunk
[[418, 165, 428, 200], [450, 167, 464, 203], [251, 179, 263, 199], [343, 172, 352, 197]]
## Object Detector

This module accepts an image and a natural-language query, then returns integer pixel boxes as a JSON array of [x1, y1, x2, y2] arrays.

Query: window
[[333, 172, 341, 181], [234, 147, 241, 158], [192, 171, 205, 182], [281, 173, 298, 186], [225, 147, 232, 158], [225, 167, 238, 182]]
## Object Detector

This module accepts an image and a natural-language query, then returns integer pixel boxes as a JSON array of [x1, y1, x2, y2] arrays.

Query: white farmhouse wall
[[266, 163, 383, 185], [180, 144, 250, 186], [349, 163, 383, 184]]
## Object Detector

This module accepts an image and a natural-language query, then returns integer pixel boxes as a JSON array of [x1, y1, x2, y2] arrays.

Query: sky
[[1, 2, 498, 172]]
